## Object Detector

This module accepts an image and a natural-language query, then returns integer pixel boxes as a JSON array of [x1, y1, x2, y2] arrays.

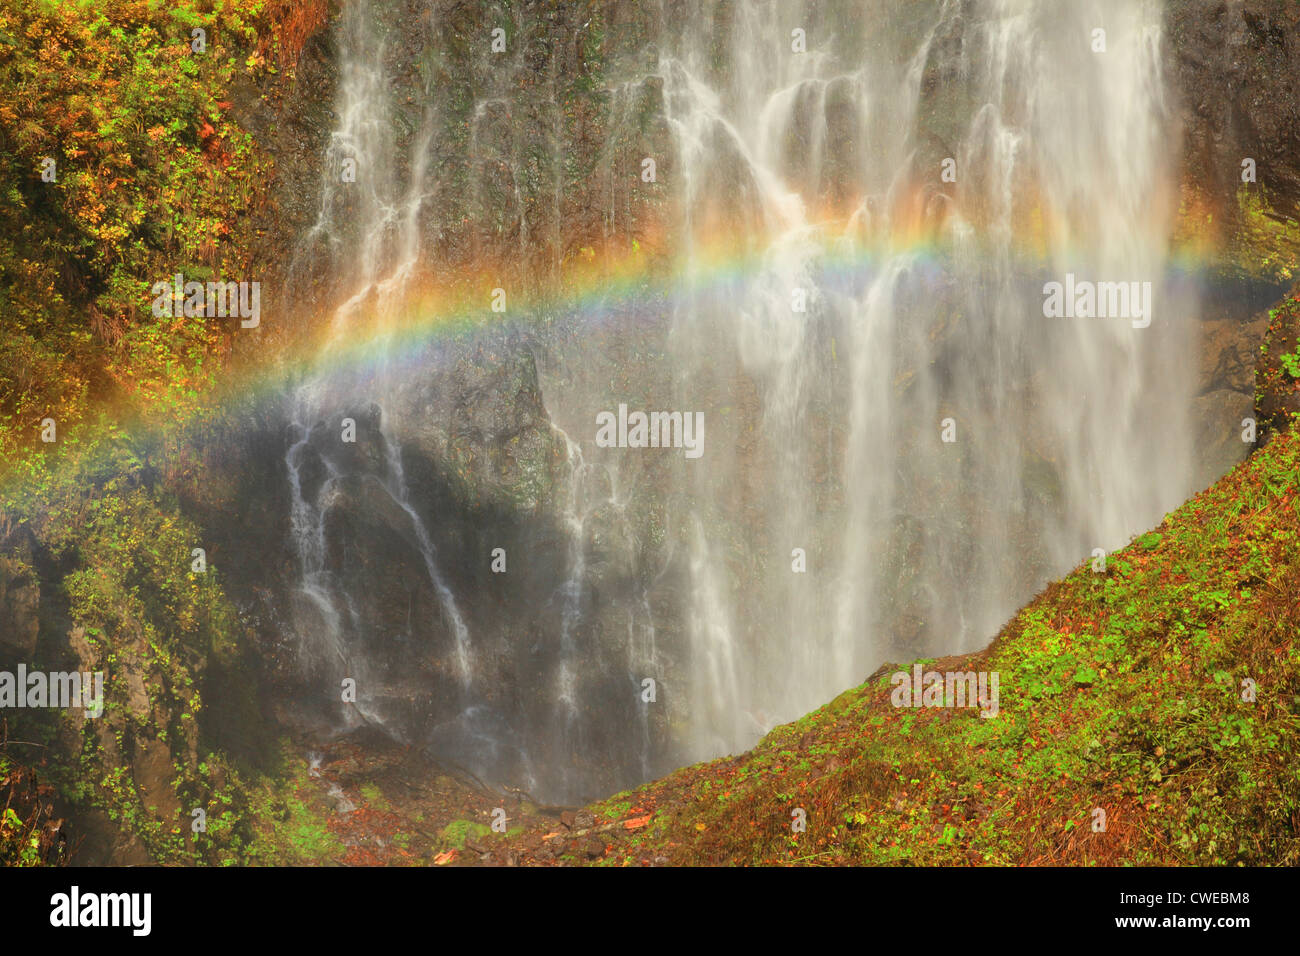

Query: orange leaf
[[624, 814, 652, 831]]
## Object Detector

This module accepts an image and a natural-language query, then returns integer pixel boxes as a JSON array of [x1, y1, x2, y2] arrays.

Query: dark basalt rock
[[1255, 282, 1300, 441], [0, 551, 40, 659], [1167, 0, 1300, 261]]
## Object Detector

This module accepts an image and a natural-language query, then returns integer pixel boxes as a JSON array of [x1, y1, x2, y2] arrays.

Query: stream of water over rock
[[280, 0, 1197, 805]]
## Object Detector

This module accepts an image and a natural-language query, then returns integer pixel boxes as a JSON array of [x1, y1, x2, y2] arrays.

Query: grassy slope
[[504, 423, 1300, 867]]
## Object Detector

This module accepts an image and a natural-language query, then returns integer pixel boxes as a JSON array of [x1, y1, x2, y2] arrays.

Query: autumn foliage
[[0, 0, 316, 463]]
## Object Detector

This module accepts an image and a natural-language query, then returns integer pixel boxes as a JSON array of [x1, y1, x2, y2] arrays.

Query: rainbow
[[0, 201, 1237, 508]]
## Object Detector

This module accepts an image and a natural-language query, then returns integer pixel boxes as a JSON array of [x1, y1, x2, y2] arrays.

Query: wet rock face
[[1168, 0, 1300, 226], [1255, 283, 1300, 440], [256, 330, 681, 802], [394, 339, 565, 514], [279, 395, 462, 692], [1163, 0, 1300, 485], [1200, 313, 1270, 397], [0, 552, 39, 658], [226, 16, 340, 349], [1188, 276, 1284, 486], [1192, 388, 1256, 486], [177, 0, 1300, 810]]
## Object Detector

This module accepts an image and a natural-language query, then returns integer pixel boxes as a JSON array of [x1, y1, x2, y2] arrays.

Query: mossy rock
[[1227, 189, 1300, 284], [439, 819, 493, 849]]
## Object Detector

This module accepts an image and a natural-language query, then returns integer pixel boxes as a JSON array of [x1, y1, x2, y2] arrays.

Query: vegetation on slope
[[1, 0, 1297, 868], [0, 0, 292, 465], [0, 0, 333, 866], [495, 420, 1300, 866], [0, 746, 68, 865], [1257, 290, 1300, 438]]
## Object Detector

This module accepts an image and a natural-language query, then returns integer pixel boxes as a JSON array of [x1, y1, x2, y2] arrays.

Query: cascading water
[[284, 0, 469, 726], [279, 0, 1198, 804], [279, 0, 669, 803], [653, 0, 1192, 761]]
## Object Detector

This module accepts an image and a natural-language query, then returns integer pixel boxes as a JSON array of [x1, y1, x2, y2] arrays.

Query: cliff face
[[1159, 0, 1300, 487], [210, 0, 1300, 805], [3, 0, 1299, 864], [1255, 284, 1300, 439], [1168, 0, 1300, 279]]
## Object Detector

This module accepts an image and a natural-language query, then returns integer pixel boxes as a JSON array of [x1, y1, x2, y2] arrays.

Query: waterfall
[[284, 0, 470, 729], [278, 0, 1196, 803], [655, 0, 1191, 759]]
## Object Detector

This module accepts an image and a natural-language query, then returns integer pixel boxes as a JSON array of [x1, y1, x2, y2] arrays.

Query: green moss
[[439, 819, 492, 849], [567, 428, 1300, 867], [1256, 294, 1300, 437], [1227, 188, 1300, 283]]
